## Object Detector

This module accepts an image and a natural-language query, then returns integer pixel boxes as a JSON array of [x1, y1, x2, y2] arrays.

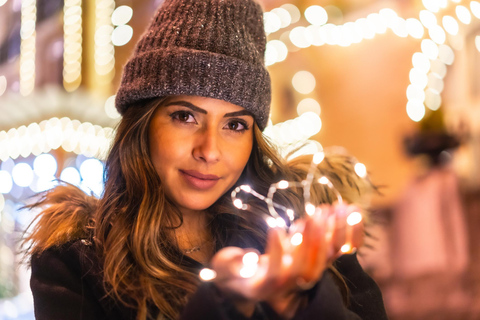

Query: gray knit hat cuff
[[115, 47, 271, 130]]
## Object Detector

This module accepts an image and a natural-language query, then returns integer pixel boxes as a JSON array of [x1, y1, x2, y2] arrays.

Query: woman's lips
[[180, 170, 220, 190]]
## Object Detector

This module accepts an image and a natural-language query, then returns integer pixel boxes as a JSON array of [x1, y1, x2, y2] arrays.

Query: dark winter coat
[[30, 237, 388, 320]]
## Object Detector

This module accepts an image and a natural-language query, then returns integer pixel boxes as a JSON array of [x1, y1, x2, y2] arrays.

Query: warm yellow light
[[367, 13, 387, 34], [427, 73, 444, 93], [347, 212, 363, 226], [305, 203, 316, 216], [264, 11, 281, 34], [430, 59, 447, 78], [412, 52, 431, 73], [112, 25, 133, 46], [199, 268, 217, 281], [290, 232, 303, 246], [392, 17, 408, 38]]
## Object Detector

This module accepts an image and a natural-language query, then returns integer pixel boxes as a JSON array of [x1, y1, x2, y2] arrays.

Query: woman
[[24, 0, 388, 319]]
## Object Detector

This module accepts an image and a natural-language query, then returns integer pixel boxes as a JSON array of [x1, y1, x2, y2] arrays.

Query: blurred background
[[0, 0, 479, 319]]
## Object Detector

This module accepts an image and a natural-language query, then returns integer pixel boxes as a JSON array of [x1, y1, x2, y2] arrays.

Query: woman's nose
[[192, 126, 221, 163]]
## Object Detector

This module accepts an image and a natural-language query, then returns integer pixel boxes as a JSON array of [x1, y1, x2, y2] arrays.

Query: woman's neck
[[173, 209, 214, 265]]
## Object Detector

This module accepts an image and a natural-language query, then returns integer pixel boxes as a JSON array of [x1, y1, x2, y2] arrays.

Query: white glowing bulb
[[264, 11, 282, 34], [111, 5, 133, 26], [289, 26, 313, 48], [33, 154, 57, 178], [266, 217, 277, 228], [305, 203, 316, 216], [442, 16, 459, 36], [292, 71, 316, 94], [0, 170, 13, 194], [277, 180, 289, 189], [60, 167, 81, 186], [425, 89, 442, 111], [428, 25, 446, 44], [12, 163, 34, 187], [312, 152, 325, 165], [407, 84, 426, 102], [419, 10, 437, 29], [297, 98, 321, 116], [318, 176, 330, 185], [421, 39, 439, 60], [341, 244, 352, 253], [406, 101, 426, 122], [286, 209, 295, 221], [112, 25, 133, 46], [305, 5, 328, 26], [405, 18, 424, 39], [276, 217, 286, 228], [271, 8, 291, 28], [412, 52, 431, 74], [199, 268, 217, 281], [471, 1, 480, 19], [240, 185, 252, 193], [240, 266, 257, 278], [233, 199, 243, 209], [280, 4, 301, 24], [438, 44, 455, 65], [242, 252, 259, 266], [430, 59, 447, 78], [456, 5, 471, 24], [347, 212, 363, 226], [422, 0, 439, 12], [409, 68, 428, 89], [105, 95, 120, 119], [282, 254, 293, 266], [290, 232, 303, 246], [354, 163, 367, 178]]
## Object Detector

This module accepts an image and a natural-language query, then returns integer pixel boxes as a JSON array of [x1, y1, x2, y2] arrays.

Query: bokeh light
[[0, 170, 13, 194], [297, 98, 321, 116], [12, 163, 34, 187], [305, 5, 328, 26], [292, 71, 316, 94], [33, 153, 58, 178]]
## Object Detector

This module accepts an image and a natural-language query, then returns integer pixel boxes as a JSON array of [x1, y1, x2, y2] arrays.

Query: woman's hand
[[208, 203, 364, 318]]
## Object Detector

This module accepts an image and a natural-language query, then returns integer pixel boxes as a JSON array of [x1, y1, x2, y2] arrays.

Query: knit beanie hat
[[115, 0, 271, 130]]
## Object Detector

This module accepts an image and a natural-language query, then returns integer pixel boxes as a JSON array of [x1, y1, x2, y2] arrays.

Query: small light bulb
[[240, 185, 252, 193], [276, 217, 287, 228], [233, 199, 243, 209], [341, 244, 352, 253], [266, 217, 277, 228], [354, 163, 367, 178], [347, 212, 363, 226], [290, 232, 303, 246], [313, 152, 325, 164], [305, 203, 316, 216], [199, 268, 217, 281], [277, 180, 289, 189], [286, 209, 295, 221], [318, 176, 329, 185], [242, 252, 260, 266]]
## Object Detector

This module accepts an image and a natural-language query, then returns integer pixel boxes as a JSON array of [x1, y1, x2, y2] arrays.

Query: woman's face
[[149, 95, 254, 215]]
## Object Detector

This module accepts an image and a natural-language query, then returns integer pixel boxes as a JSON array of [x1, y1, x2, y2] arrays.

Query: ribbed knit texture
[[115, 0, 271, 130]]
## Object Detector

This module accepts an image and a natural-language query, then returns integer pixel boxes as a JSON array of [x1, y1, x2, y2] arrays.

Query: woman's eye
[[171, 111, 196, 123], [225, 120, 249, 132]]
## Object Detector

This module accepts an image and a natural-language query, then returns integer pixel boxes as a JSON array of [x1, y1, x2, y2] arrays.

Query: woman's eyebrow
[[164, 101, 207, 114], [164, 100, 252, 118], [224, 110, 253, 118]]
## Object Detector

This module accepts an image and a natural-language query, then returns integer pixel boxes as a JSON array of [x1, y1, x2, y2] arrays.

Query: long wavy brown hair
[[24, 97, 374, 320]]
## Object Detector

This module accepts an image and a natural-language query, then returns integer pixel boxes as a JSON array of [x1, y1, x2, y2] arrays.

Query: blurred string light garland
[[263, 1, 480, 124], [200, 150, 365, 282]]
